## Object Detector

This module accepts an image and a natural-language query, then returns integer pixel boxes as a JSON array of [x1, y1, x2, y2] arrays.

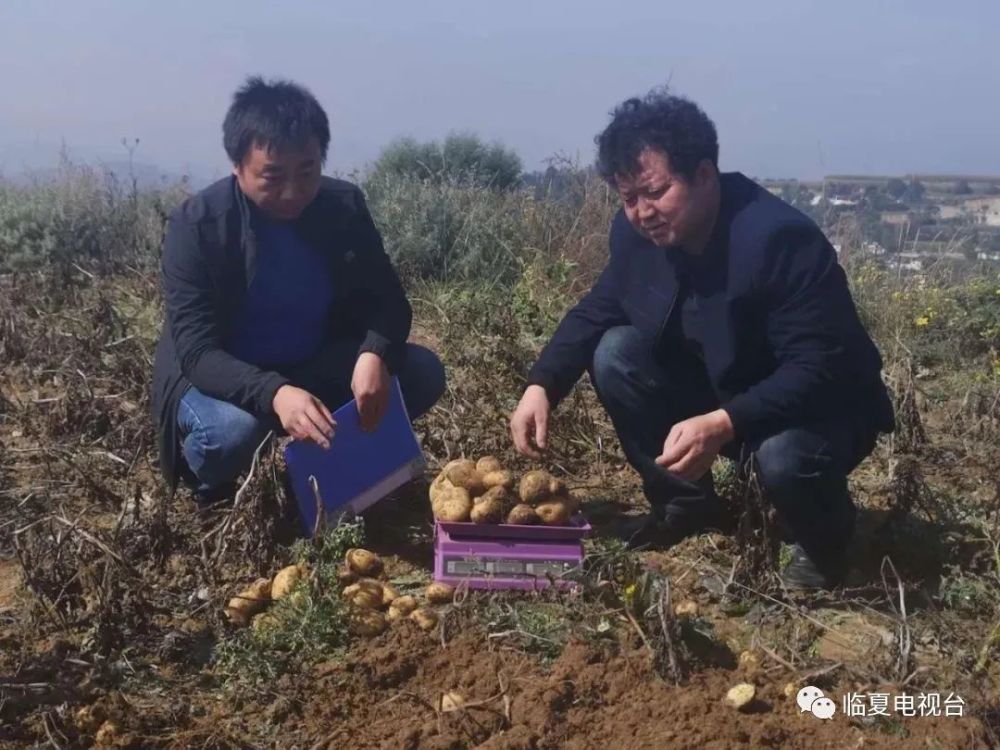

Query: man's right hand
[[510, 384, 551, 459], [272, 385, 336, 449]]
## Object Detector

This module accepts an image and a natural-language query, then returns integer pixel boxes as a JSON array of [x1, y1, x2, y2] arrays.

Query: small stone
[[439, 691, 465, 712], [674, 600, 699, 618]]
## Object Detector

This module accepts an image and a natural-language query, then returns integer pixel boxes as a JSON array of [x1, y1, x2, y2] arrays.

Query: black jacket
[[527, 172, 894, 442], [151, 176, 412, 489]]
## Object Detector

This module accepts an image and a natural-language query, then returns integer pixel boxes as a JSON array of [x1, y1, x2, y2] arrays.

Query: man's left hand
[[352, 351, 391, 432], [655, 409, 735, 481]]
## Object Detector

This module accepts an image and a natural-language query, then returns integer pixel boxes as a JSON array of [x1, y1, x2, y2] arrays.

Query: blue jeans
[[178, 341, 446, 494], [589, 326, 878, 562]]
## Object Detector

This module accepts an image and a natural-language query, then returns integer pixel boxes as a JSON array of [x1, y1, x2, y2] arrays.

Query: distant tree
[[886, 178, 906, 199], [903, 179, 925, 203], [954, 179, 972, 195], [987, 183, 1000, 195], [369, 133, 522, 190]]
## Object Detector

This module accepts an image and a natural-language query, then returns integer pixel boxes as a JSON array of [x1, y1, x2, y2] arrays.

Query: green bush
[[365, 164, 615, 287], [369, 132, 522, 190], [0, 158, 184, 273]]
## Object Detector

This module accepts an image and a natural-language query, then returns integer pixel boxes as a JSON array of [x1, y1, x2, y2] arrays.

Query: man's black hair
[[223, 76, 330, 165], [595, 87, 719, 183]]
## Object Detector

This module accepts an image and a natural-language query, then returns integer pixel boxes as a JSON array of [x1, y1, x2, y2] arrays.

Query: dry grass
[[0, 170, 998, 744]]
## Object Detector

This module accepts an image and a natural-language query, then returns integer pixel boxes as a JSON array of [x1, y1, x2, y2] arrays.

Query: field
[[1, 161, 999, 748]]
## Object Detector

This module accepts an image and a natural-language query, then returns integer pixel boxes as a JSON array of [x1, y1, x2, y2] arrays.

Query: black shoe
[[780, 543, 848, 591], [615, 501, 735, 551], [193, 482, 237, 512]]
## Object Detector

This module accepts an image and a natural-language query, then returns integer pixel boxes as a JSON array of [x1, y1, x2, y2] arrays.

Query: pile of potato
[[224, 547, 456, 639], [223, 563, 308, 628], [429, 457, 580, 526]]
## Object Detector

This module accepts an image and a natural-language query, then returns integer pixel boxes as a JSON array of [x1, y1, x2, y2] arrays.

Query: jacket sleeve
[[526, 257, 628, 408], [162, 215, 289, 415], [349, 187, 413, 373], [720, 226, 855, 440]]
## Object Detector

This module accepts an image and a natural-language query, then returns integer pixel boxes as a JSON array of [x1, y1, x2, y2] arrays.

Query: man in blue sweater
[[152, 78, 445, 504], [510, 89, 894, 589]]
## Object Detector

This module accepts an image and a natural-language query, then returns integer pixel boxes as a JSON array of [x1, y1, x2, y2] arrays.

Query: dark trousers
[[589, 326, 878, 561]]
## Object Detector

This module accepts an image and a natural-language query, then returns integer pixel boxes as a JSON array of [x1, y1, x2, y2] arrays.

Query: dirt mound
[[263, 629, 990, 750]]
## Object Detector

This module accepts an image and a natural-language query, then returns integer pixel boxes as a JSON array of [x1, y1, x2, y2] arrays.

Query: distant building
[[880, 210, 910, 225], [962, 196, 1000, 227], [812, 195, 857, 207], [862, 241, 887, 256]]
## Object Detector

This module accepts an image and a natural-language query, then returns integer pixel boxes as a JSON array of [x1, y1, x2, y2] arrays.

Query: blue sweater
[[526, 172, 894, 442], [226, 218, 334, 368]]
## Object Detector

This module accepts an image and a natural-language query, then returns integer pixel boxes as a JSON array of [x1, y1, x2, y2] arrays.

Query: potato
[[387, 595, 418, 620], [443, 458, 476, 475], [224, 577, 272, 626], [426, 582, 456, 604], [481, 469, 515, 491], [548, 477, 567, 495], [433, 485, 473, 522], [350, 609, 387, 637], [725, 683, 756, 711], [271, 564, 307, 600], [535, 498, 572, 526], [410, 607, 439, 631], [251, 611, 280, 633], [336, 565, 358, 587], [476, 456, 504, 474], [345, 548, 383, 577], [342, 580, 384, 610], [429, 471, 456, 507], [445, 459, 485, 496], [380, 582, 400, 607], [470, 487, 509, 524], [519, 470, 554, 504], [506, 503, 540, 525], [553, 491, 581, 514], [246, 577, 273, 600]]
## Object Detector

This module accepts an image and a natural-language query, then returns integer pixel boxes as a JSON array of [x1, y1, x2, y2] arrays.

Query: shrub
[[0, 157, 185, 273], [369, 132, 522, 190]]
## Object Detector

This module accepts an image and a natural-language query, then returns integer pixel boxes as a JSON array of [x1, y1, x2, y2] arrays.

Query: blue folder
[[284, 377, 426, 535]]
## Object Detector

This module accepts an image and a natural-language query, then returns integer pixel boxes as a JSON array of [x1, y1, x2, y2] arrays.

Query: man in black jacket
[[152, 77, 445, 503], [510, 89, 893, 589]]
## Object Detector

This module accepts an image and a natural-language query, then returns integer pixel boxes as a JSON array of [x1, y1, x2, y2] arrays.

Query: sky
[[1, 0, 997, 182]]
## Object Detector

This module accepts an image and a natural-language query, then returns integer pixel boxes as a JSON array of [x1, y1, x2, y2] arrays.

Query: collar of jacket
[[230, 177, 356, 288], [232, 178, 260, 288]]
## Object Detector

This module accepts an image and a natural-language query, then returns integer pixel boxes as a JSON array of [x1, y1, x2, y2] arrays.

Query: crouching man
[[152, 77, 445, 505], [510, 88, 893, 589]]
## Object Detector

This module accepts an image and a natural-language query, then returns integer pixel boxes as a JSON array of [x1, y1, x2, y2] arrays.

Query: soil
[[2, 272, 999, 748], [219, 629, 990, 749]]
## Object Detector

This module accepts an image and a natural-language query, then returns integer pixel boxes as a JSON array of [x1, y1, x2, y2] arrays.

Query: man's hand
[[352, 351, 391, 432], [510, 385, 551, 459], [272, 385, 336, 448], [655, 409, 735, 482]]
